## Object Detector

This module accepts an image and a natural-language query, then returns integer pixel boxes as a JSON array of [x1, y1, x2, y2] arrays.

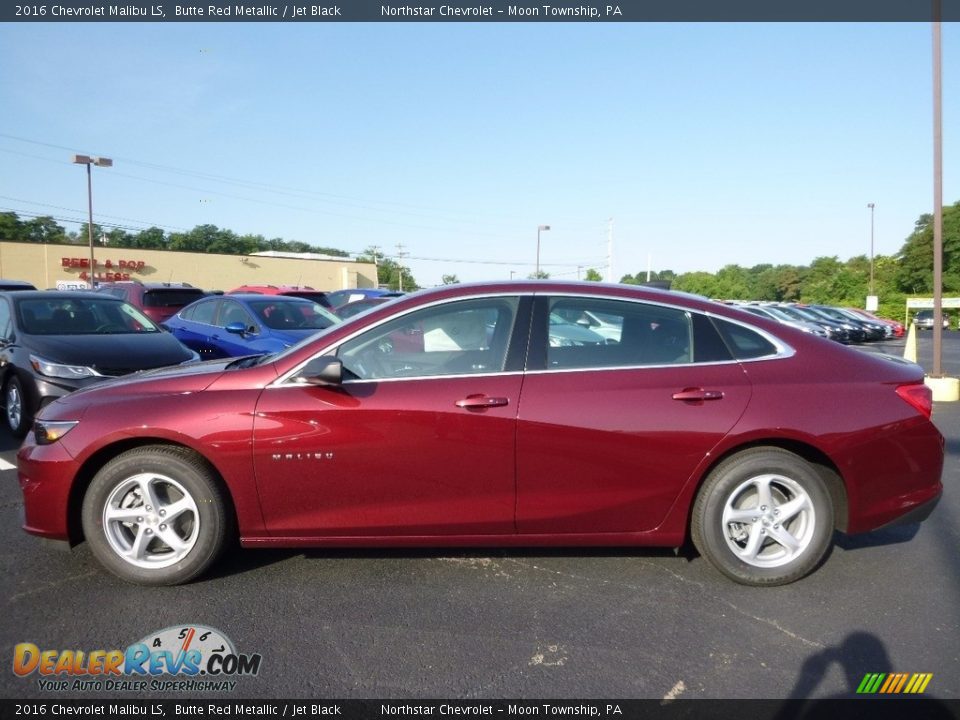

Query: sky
[[0, 21, 957, 287]]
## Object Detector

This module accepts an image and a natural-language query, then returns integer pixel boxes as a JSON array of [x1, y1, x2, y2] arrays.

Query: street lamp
[[536, 224, 551, 277], [72, 154, 113, 288], [867, 202, 875, 296]]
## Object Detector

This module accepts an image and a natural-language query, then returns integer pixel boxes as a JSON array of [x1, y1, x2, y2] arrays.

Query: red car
[[96, 282, 206, 325], [18, 282, 943, 586]]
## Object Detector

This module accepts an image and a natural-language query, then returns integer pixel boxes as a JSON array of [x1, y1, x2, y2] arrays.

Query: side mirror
[[225, 321, 247, 336], [294, 356, 343, 386]]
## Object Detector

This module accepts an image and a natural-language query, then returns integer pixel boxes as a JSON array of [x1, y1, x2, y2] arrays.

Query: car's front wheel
[[4, 374, 32, 438], [81, 446, 231, 585], [691, 448, 835, 586]]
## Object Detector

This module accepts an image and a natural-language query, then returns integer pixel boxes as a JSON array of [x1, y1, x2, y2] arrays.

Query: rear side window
[[188, 300, 218, 325], [712, 317, 779, 359], [143, 289, 205, 307], [545, 298, 694, 369]]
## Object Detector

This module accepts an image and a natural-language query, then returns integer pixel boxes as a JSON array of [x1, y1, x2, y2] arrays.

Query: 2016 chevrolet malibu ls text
[[17, 281, 943, 586]]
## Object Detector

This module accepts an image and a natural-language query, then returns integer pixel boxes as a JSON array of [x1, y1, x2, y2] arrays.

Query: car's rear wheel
[[82, 446, 230, 586], [4, 374, 32, 438], [691, 448, 834, 586]]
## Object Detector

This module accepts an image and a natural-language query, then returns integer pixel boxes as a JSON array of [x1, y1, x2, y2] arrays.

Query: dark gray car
[[0, 291, 198, 436]]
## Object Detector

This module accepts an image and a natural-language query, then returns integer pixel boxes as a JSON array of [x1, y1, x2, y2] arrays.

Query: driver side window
[[338, 297, 519, 380]]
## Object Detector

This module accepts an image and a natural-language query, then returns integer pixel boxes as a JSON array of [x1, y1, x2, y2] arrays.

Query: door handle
[[672, 388, 723, 401], [455, 395, 509, 409]]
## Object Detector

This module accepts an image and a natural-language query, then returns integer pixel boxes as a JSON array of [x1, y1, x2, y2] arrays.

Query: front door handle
[[455, 395, 509, 409], [672, 388, 724, 401]]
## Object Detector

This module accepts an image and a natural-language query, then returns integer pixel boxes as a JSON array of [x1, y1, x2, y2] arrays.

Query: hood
[[49, 357, 239, 411], [24, 332, 193, 372], [268, 328, 325, 347]]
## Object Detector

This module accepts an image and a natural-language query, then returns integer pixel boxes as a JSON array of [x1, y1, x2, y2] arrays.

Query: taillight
[[896, 383, 933, 419]]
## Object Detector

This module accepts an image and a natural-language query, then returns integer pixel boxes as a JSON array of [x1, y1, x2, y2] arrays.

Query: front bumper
[[18, 438, 80, 542]]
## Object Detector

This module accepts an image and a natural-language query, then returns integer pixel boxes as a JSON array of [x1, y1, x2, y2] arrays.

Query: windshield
[[17, 297, 160, 335], [142, 289, 205, 307], [247, 299, 341, 330]]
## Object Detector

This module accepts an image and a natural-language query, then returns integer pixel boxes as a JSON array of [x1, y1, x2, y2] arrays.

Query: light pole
[[72, 154, 112, 288], [536, 224, 550, 277], [867, 202, 875, 296]]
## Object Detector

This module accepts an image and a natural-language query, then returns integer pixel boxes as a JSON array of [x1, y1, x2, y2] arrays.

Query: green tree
[[129, 227, 168, 249], [895, 202, 960, 294], [356, 247, 419, 291], [0, 212, 25, 241], [441, 274, 460, 285], [23, 216, 67, 243], [584, 268, 603, 282], [528, 270, 550, 279]]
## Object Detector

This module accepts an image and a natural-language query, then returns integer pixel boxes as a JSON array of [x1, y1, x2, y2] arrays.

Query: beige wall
[[0, 242, 377, 292]]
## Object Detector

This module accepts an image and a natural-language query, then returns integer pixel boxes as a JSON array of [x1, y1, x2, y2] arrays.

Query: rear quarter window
[[712, 317, 779, 359]]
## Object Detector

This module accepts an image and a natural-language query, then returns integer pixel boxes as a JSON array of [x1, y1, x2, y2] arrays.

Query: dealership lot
[[1, 334, 957, 700]]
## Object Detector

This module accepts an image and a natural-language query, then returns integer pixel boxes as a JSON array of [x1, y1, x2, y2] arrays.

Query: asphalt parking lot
[[0, 333, 957, 701]]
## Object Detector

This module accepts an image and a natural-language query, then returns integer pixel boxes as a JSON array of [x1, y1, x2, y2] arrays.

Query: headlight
[[29, 354, 100, 379], [33, 419, 79, 445]]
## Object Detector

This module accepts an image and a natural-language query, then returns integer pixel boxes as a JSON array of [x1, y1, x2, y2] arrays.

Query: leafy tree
[[356, 246, 419, 291], [129, 227, 168, 250], [442, 274, 460, 285], [23, 216, 67, 243], [0, 212, 25, 241], [895, 202, 960, 294], [528, 270, 550, 279], [584, 268, 603, 281]]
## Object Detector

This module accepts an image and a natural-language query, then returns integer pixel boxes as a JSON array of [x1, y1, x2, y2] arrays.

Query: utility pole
[[606, 218, 614, 282], [396, 243, 408, 292], [932, 15, 943, 377], [369, 245, 381, 287]]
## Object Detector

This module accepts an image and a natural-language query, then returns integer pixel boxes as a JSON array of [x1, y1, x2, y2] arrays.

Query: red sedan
[[18, 281, 943, 586]]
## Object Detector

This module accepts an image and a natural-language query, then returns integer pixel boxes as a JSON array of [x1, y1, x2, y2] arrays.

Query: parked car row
[[726, 302, 903, 343]]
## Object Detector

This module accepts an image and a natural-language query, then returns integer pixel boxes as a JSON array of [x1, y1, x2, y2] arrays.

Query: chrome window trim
[[704, 310, 796, 361], [268, 290, 794, 388]]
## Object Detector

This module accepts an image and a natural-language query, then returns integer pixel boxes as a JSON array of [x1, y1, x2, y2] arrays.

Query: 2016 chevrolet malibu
[[18, 282, 943, 586]]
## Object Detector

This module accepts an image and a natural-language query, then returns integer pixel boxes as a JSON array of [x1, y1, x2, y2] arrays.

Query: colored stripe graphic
[[857, 672, 932, 694]]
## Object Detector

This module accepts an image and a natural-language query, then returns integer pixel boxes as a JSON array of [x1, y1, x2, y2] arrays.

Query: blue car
[[163, 294, 342, 359]]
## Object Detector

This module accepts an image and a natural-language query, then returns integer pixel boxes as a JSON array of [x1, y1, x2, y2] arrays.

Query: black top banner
[[2, 0, 959, 23]]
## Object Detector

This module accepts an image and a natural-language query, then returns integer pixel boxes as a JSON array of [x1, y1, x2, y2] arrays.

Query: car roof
[[225, 293, 315, 303], [8, 290, 125, 301]]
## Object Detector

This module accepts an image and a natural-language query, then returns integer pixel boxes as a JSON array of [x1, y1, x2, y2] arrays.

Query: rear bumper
[[876, 488, 942, 529]]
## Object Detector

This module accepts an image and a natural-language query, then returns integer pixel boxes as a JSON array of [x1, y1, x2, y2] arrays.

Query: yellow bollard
[[904, 321, 918, 363]]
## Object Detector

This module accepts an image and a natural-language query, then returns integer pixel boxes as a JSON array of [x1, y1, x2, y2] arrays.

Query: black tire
[[81, 445, 231, 586], [4, 374, 32, 438], [691, 448, 835, 586]]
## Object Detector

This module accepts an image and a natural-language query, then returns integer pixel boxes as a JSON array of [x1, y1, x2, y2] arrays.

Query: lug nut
[[137, 517, 143, 522], [159, 524, 166, 531], [159, 510, 166, 517], [145, 529, 153, 535]]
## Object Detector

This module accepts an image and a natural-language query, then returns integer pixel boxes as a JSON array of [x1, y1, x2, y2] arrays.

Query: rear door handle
[[672, 388, 724, 401], [455, 395, 509, 409]]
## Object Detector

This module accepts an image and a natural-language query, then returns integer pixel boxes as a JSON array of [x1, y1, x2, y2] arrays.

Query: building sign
[[905, 297, 960, 309], [62, 257, 147, 282]]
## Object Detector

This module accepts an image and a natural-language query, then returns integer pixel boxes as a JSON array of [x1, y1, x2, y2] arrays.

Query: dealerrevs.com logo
[[13, 625, 262, 693]]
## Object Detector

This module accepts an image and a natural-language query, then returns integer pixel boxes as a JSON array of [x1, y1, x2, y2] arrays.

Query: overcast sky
[[1, 22, 957, 286]]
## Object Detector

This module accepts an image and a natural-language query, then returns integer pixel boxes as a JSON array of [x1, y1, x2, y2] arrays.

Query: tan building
[[0, 242, 378, 292]]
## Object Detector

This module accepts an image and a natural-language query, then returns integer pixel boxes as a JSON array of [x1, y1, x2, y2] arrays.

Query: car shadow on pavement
[[201, 545, 683, 582], [832, 524, 920, 551]]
